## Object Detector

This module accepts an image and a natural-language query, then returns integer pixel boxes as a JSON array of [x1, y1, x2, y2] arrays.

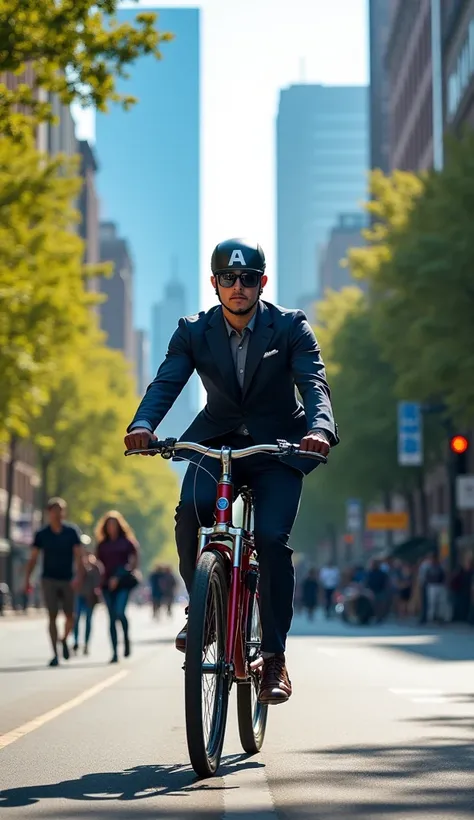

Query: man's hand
[[109, 577, 119, 591], [299, 430, 330, 456], [124, 427, 158, 456]]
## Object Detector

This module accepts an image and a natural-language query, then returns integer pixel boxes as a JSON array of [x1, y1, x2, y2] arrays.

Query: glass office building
[[277, 84, 368, 310]]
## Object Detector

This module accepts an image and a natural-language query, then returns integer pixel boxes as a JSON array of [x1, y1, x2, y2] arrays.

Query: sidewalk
[[0, 607, 46, 620]]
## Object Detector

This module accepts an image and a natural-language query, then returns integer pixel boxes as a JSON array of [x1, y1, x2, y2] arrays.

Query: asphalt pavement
[[1, 603, 473, 818]]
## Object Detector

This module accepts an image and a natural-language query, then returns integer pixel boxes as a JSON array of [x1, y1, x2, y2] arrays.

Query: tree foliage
[[0, 0, 173, 139], [0, 136, 108, 437], [348, 134, 474, 425], [29, 331, 179, 569]]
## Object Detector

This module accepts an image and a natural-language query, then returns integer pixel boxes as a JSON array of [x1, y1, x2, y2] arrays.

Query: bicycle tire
[[185, 550, 229, 777], [237, 589, 268, 753]]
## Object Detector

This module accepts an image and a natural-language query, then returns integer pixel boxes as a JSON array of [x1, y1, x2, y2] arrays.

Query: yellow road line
[[0, 670, 128, 751]]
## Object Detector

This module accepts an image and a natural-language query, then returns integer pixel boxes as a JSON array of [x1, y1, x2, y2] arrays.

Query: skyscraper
[[369, 0, 391, 173], [276, 84, 368, 309], [150, 273, 193, 441], [319, 213, 367, 294], [134, 329, 150, 395], [385, 0, 433, 171], [99, 221, 135, 364], [95, 7, 200, 415]]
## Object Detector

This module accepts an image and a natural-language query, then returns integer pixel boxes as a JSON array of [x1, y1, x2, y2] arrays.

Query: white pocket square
[[263, 349, 279, 359]]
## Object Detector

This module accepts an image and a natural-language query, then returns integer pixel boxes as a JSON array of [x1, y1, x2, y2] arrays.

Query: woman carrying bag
[[95, 511, 140, 663]]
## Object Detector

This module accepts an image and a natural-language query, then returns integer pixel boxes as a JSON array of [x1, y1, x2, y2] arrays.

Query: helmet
[[211, 238, 266, 275]]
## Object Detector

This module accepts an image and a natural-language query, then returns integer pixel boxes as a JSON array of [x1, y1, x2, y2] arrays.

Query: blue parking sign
[[398, 401, 423, 466]]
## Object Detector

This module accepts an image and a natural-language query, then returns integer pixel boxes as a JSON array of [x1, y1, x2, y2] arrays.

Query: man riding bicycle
[[124, 238, 339, 704]]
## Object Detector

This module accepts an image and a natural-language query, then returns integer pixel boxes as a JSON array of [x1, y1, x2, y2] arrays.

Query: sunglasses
[[216, 271, 261, 289]]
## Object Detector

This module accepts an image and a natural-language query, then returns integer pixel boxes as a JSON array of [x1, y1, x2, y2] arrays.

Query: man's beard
[[217, 288, 260, 316]]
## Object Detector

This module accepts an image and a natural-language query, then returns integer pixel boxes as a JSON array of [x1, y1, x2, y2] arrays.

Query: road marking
[[389, 688, 443, 696], [0, 670, 128, 751], [224, 755, 275, 819], [411, 697, 447, 704]]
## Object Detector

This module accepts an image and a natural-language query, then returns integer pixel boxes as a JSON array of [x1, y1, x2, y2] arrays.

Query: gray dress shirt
[[223, 311, 257, 436]]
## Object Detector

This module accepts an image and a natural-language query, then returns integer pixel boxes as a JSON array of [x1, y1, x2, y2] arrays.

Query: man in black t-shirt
[[25, 497, 84, 667]]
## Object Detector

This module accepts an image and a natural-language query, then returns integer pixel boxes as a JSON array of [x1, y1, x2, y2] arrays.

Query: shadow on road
[[0, 755, 262, 809], [290, 615, 474, 663], [288, 735, 474, 816]]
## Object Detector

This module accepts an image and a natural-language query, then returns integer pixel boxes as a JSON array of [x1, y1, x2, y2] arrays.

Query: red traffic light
[[450, 435, 469, 455]]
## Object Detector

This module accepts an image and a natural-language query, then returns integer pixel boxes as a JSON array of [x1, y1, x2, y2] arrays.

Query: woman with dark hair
[[95, 510, 139, 663]]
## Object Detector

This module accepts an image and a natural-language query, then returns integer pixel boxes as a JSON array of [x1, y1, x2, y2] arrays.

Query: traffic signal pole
[[447, 450, 458, 572]]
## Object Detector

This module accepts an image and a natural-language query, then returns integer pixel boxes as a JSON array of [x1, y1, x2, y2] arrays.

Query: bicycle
[[125, 437, 326, 777]]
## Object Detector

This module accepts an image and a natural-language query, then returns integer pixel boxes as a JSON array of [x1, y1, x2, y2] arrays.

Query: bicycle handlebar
[[124, 438, 327, 464]]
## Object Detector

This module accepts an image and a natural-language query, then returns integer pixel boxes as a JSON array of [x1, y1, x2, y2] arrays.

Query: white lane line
[[224, 758, 276, 819], [389, 688, 443, 696], [0, 670, 128, 751]]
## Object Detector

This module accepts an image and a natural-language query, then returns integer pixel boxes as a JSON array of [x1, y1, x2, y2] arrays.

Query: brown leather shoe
[[258, 654, 292, 705]]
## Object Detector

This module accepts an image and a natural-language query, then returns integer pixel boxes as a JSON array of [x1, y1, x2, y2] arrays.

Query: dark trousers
[[102, 589, 130, 654], [175, 435, 303, 654], [324, 588, 335, 617], [73, 594, 93, 646]]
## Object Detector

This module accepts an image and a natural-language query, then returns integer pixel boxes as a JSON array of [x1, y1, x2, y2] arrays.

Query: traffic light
[[449, 435, 469, 475], [450, 435, 469, 455]]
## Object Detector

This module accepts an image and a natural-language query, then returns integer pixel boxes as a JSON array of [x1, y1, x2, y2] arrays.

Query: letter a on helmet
[[228, 249, 246, 266]]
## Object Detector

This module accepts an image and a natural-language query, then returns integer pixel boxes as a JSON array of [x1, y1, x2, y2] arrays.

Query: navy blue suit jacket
[[128, 300, 339, 474]]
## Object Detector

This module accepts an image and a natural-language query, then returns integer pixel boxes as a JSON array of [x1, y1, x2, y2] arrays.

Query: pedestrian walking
[[24, 498, 84, 667], [95, 510, 140, 664], [301, 569, 319, 620], [319, 562, 340, 618], [73, 552, 104, 655], [425, 554, 446, 623]]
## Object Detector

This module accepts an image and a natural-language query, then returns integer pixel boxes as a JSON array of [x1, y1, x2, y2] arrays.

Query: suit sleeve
[[127, 319, 195, 433], [290, 311, 339, 446]]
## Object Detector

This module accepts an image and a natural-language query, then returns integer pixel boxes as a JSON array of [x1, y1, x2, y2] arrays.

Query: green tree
[[292, 286, 442, 556], [0, 136, 107, 439], [29, 333, 179, 569], [349, 135, 474, 424], [0, 0, 173, 139]]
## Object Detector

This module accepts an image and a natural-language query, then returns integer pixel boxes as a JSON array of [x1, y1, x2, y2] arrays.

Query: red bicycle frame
[[196, 445, 256, 681]]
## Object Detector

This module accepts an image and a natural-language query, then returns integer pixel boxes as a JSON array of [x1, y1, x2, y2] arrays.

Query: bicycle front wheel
[[185, 549, 229, 777], [237, 588, 268, 753]]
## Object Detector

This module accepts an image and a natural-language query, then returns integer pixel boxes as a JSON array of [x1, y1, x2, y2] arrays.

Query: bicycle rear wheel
[[237, 587, 268, 753], [185, 550, 229, 777]]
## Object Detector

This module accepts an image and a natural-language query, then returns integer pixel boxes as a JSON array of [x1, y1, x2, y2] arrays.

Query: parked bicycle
[[125, 437, 326, 777]]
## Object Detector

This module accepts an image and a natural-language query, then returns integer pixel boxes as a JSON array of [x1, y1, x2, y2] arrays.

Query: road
[[1, 604, 473, 818]]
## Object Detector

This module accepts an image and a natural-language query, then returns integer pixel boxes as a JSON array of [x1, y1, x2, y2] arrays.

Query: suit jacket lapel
[[205, 308, 241, 400], [242, 302, 274, 398]]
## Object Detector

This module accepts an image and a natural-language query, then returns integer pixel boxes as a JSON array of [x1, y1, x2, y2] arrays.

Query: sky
[[74, 0, 368, 309]]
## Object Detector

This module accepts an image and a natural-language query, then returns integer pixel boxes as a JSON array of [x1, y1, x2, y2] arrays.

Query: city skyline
[[277, 84, 368, 311], [95, 7, 200, 335], [74, 0, 369, 312]]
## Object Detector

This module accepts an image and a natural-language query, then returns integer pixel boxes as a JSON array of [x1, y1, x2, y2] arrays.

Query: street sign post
[[456, 475, 474, 510], [398, 401, 423, 466], [346, 498, 362, 532]]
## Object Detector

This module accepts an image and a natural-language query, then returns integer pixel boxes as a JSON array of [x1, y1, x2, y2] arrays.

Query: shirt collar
[[223, 308, 257, 337]]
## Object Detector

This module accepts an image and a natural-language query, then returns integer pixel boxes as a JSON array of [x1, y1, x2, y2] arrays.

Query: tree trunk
[[4, 436, 17, 595], [403, 489, 416, 538], [417, 470, 428, 536], [39, 453, 51, 526], [383, 489, 394, 550]]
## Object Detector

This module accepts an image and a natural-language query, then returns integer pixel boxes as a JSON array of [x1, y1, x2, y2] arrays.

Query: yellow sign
[[365, 512, 409, 531]]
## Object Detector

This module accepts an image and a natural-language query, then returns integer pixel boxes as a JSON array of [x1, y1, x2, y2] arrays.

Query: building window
[[447, 17, 474, 120]]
